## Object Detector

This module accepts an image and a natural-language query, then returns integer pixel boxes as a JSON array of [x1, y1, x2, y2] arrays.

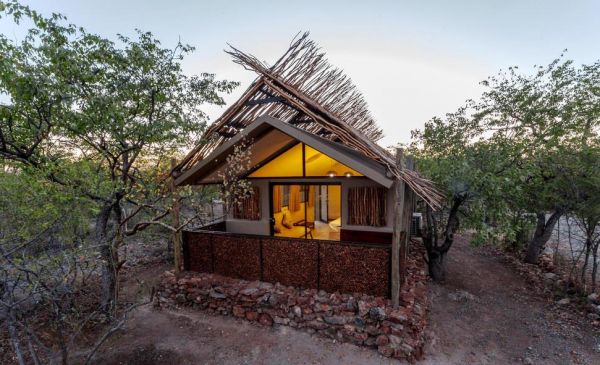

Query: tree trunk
[[581, 239, 591, 286], [524, 210, 562, 264], [427, 248, 447, 281], [97, 201, 117, 315]]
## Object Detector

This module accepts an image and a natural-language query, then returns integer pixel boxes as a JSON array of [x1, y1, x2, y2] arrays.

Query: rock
[[377, 345, 394, 357], [292, 306, 302, 318], [388, 334, 401, 346], [353, 317, 366, 329], [399, 343, 414, 355], [365, 325, 379, 336], [588, 293, 599, 304], [240, 288, 259, 297], [388, 309, 408, 324], [232, 305, 245, 318], [258, 313, 273, 326], [245, 311, 259, 321], [543, 272, 557, 281], [358, 300, 369, 316], [323, 315, 346, 325], [209, 289, 227, 300], [587, 313, 600, 321], [375, 334, 389, 346], [307, 320, 328, 330], [175, 293, 186, 303], [557, 298, 570, 305], [369, 307, 386, 321], [273, 316, 290, 325], [523, 356, 534, 365], [448, 290, 476, 302], [314, 303, 330, 312]]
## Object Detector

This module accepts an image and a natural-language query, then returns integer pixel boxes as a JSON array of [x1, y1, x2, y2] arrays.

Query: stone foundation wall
[[156, 244, 428, 362]]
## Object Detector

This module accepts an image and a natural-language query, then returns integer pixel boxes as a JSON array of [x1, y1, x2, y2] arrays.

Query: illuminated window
[[304, 145, 362, 177], [249, 143, 363, 178], [249, 143, 303, 177]]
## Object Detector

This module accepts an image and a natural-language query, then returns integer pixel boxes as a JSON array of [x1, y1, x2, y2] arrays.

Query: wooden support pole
[[170, 158, 183, 273], [391, 148, 405, 307], [400, 156, 416, 285]]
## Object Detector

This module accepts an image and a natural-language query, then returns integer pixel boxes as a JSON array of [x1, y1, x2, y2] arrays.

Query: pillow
[[282, 210, 293, 229]]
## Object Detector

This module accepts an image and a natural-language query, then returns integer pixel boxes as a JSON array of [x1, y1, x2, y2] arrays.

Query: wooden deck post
[[170, 158, 183, 273], [400, 156, 415, 285], [391, 148, 405, 307]]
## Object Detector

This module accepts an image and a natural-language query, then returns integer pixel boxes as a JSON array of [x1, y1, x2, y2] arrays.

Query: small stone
[[369, 307, 386, 321], [314, 303, 330, 312], [353, 317, 366, 328], [209, 290, 227, 300], [523, 356, 534, 365], [323, 315, 346, 325], [273, 316, 290, 325], [175, 293, 186, 303], [588, 293, 599, 304], [232, 305, 245, 318], [388, 334, 401, 346], [293, 306, 302, 318], [377, 345, 394, 357], [240, 288, 259, 297], [557, 298, 570, 305], [258, 313, 273, 326], [307, 320, 328, 330], [358, 300, 369, 316], [375, 334, 389, 346], [588, 313, 600, 320], [543, 272, 557, 281], [245, 311, 259, 321]]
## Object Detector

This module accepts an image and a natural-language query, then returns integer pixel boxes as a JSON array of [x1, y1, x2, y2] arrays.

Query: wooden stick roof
[[175, 32, 443, 210]]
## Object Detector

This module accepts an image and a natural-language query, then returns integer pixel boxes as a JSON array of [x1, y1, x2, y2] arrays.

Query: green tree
[[411, 56, 600, 279], [0, 1, 238, 314]]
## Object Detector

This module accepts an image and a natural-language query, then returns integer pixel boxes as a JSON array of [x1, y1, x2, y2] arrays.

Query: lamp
[[344, 171, 353, 178], [327, 170, 337, 178]]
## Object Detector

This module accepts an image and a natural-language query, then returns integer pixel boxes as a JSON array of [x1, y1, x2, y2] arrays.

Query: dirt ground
[[423, 235, 600, 365], [91, 234, 600, 364]]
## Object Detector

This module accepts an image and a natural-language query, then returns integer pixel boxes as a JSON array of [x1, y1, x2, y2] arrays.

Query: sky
[[2, 0, 600, 147]]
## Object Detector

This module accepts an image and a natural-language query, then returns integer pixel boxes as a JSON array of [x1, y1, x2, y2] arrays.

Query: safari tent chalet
[[172, 34, 442, 300]]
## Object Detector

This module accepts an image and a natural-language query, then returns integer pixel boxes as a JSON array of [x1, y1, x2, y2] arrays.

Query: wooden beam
[[391, 148, 405, 307], [170, 158, 183, 273], [245, 95, 287, 106], [217, 130, 236, 138]]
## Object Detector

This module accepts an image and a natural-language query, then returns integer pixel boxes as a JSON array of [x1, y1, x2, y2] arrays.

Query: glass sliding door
[[271, 184, 341, 241]]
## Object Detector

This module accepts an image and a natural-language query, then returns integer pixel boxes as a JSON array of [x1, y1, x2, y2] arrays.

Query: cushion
[[282, 210, 293, 229]]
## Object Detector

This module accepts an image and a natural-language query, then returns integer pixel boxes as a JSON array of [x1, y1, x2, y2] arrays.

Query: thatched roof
[[175, 32, 443, 209]]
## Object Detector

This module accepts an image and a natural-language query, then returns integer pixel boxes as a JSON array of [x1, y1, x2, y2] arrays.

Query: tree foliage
[[411, 56, 600, 279]]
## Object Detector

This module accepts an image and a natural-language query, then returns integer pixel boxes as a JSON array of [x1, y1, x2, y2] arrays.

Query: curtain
[[307, 185, 315, 207], [289, 185, 300, 212], [273, 185, 282, 213], [347, 187, 387, 226]]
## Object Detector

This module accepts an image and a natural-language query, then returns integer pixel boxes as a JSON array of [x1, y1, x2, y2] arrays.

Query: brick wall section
[[156, 242, 428, 362], [212, 234, 261, 281], [183, 231, 390, 297], [319, 242, 390, 297], [262, 238, 318, 288], [183, 231, 212, 272]]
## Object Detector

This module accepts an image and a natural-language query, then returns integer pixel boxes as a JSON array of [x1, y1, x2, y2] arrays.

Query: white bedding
[[328, 217, 341, 232]]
